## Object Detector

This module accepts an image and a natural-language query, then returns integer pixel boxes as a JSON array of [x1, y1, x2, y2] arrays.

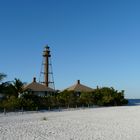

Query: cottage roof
[[23, 77, 55, 92], [65, 80, 94, 92]]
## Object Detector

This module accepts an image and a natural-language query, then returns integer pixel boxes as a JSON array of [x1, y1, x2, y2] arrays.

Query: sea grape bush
[[0, 87, 128, 111]]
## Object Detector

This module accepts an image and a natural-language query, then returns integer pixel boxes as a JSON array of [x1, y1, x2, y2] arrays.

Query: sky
[[0, 0, 140, 98]]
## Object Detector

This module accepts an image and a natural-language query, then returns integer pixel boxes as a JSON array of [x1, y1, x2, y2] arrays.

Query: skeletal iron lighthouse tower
[[39, 45, 55, 89]]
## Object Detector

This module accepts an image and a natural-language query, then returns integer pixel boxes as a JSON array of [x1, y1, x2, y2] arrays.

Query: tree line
[[0, 73, 128, 111]]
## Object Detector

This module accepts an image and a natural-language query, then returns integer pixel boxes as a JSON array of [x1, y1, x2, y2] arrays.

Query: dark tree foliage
[[58, 91, 78, 107], [79, 92, 94, 106], [0, 75, 128, 111], [93, 87, 128, 106], [0, 73, 6, 82], [0, 80, 24, 99], [0, 73, 7, 96], [12, 78, 24, 97]]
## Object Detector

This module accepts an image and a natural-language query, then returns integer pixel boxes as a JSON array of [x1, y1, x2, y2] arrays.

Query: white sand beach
[[0, 106, 140, 140]]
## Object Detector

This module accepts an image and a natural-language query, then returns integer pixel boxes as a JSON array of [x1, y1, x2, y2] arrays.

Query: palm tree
[[12, 78, 24, 97], [0, 73, 6, 83], [0, 73, 7, 96]]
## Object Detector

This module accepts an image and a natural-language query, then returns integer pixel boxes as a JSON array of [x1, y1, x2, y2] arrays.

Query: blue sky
[[0, 0, 140, 98]]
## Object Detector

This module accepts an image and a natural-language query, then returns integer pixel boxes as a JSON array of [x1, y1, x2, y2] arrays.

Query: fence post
[[21, 107, 23, 114], [67, 104, 69, 110], [4, 108, 6, 115], [36, 107, 38, 112]]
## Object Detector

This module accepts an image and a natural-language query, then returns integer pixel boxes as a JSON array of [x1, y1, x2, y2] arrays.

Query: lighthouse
[[40, 45, 55, 89], [43, 46, 51, 87], [23, 45, 55, 96]]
